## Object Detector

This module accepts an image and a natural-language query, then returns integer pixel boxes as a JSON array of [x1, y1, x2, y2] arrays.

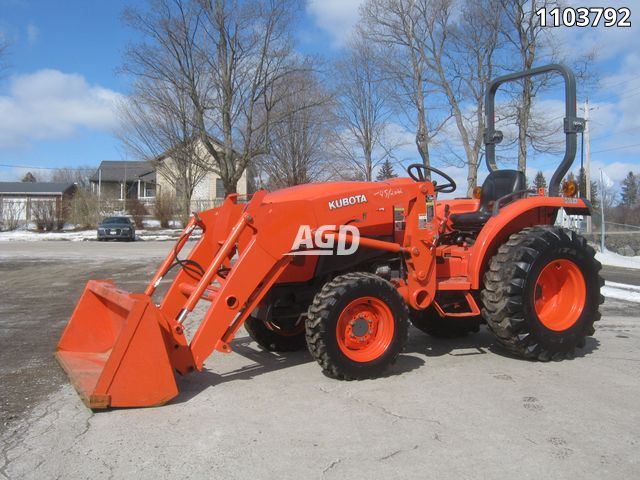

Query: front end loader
[[56, 64, 603, 409]]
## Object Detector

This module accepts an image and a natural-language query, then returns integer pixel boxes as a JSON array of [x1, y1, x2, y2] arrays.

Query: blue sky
[[0, 0, 639, 189]]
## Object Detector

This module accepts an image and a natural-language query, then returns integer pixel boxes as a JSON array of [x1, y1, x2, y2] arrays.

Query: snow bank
[[0, 230, 95, 242], [0, 228, 190, 242], [142, 219, 182, 228], [596, 250, 640, 270], [602, 281, 640, 303]]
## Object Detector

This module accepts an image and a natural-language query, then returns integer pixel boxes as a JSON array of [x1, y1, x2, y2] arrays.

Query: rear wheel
[[305, 272, 408, 379], [244, 305, 306, 352], [482, 226, 603, 361]]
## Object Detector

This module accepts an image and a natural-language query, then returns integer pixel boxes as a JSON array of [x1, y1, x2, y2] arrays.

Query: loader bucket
[[55, 280, 179, 409]]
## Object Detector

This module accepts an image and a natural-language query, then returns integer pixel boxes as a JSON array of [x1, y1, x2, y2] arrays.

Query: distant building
[[0, 182, 77, 222], [90, 147, 249, 212], [89, 161, 157, 205]]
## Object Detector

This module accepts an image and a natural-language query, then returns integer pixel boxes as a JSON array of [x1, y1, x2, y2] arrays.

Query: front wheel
[[482, 226, 603, 361], [305, 272, 408, 379]]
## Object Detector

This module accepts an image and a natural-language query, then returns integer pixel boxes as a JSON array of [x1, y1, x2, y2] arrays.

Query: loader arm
[[56, 180, 441, 408]]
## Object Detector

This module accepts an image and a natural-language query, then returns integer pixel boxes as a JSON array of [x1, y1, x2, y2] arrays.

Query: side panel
[[468, 197, 589, 289], [436, 198, 480, 217]]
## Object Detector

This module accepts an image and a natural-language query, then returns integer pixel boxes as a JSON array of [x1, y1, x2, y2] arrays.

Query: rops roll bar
[[484, 64, 585, 196]]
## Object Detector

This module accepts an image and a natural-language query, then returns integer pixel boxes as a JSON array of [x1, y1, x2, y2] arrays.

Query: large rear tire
[[482, 226, 603, 361], [305, 272, 408, 379], [244, 306, 306, 352]]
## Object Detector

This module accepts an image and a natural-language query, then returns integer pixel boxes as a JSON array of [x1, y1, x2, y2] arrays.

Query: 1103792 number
[[536, 6, 631, 27]]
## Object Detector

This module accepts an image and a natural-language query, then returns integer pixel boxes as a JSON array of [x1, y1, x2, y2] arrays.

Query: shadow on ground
[[171, 334, 427, 405], [405, 326, 600, 361], [170, 327, 600, 406]]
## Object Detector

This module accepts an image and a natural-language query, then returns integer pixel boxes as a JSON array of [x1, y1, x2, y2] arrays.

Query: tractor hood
[[263, 178, 414, 204]]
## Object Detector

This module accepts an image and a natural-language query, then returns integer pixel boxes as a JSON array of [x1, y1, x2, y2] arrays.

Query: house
[[155, 161, 249, 213], [89, 161, 157, 205], [90, 149, 249, 212], [0, 182, 77, 222], [155, 137, 249, 211]]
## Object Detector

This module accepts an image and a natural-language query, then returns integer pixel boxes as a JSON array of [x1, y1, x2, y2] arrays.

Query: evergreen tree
[[376, 159, 397, 181], [534, 170, 547, 189], [590, 180, 599, 210], [21, 172, 36, 182], [620, 171, 638, 207], [578, 167, 587, 197]]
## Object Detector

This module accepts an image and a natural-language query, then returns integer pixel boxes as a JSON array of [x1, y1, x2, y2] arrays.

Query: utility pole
[[582, 99, 592, 234], [600, 169, 606, 253]]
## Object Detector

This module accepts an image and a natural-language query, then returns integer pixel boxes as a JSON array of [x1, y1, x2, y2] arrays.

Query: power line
[[596, 76, 638, 91], [590, 126, 639, 143], [591, 143, 640, 154]]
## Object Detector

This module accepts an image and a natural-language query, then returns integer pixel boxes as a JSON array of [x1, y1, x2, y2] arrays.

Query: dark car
[[97, 216, 136, 241]]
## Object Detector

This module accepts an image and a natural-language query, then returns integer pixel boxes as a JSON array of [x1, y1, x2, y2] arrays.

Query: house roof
[[0, 182, 76, 195], [90, 161, 156, 183], [156, 136, 238, 162], [139, 171, 156, 182]]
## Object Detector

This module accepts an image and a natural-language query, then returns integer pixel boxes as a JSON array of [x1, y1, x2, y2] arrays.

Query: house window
[[215, 178, 226, 199], [143, 183, 155, 198]]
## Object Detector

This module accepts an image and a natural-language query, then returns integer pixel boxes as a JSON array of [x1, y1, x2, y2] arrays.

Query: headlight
[[562, 180, 578, 197], [98, 228, 105, 233], [122, 228, 130, 232]]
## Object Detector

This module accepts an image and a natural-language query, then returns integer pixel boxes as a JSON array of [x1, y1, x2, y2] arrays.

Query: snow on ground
[[603, 281, 640, 303], [141, 219, 183, 228], [596, 250, 640, 270], [0, 228, 188, 242], [0, 229, 95, 242]]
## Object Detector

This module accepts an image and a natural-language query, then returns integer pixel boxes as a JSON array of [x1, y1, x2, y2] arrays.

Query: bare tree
[[361, 0, 452, 171], [500, 0, 560, 172], [361, 0, 503, 194], [118, 77, 210, 223], [1, 201, 23, 231], [49, 166, 95, 189], [123, 0, 305, 194], [331, 37, 403, 181], [32, 201, 56, 232], [403, 0, 503, 195], [258, 70, 334, 188], [446, 0, 503, 194]]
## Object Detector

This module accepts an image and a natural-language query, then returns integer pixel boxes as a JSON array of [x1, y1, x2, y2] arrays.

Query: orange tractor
[[56, 64, 602, 408]]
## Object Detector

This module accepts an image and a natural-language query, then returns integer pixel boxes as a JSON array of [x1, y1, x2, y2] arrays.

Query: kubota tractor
[[56, 64, 603, 409]]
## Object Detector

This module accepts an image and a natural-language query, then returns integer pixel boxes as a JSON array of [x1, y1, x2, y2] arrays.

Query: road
[[601, 265, 640, 286], [0, 241, 639, 479]]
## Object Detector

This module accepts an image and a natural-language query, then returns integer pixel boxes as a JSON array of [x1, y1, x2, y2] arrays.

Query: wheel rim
[[534, 259, 586, 331], [336, 296, 395, 362], [265, 319, 304, 337]]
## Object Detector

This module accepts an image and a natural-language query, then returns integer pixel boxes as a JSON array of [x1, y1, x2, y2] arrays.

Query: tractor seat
[[450, 170, 526, 232]]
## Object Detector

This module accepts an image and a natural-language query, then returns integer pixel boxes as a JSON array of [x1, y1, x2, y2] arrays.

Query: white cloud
[[0, 165, 35, 182], [557, 0, 640, 60], [593, 160, 640, 183], [306, 0, 363, 47], [26, 22, 38, 46], [581, 53, 640, 159], [0, 69, 123, 148]]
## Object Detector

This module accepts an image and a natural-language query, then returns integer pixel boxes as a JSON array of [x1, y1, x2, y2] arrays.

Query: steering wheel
[[406, 163, 457, 193]]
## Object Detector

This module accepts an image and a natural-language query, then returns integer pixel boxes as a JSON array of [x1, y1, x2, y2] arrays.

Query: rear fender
[[468, 197, 590, 289]]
